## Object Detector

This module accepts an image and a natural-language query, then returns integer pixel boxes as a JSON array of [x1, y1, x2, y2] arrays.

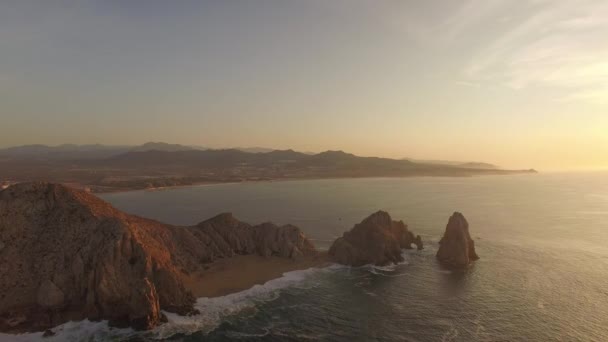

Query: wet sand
[[181, 253, 331, 298]]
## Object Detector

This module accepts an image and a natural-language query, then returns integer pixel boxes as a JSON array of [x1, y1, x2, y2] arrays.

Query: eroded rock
[[0, 182, 317, 333], [328, 211, 423, 266], [436, 212, 479, 268], [36, 280, 65, 309]]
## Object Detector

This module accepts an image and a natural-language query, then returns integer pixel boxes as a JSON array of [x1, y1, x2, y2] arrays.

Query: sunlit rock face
[[0, 182, 317, 333], [329, 211, 423, 266], [436, 212, 479, 268]]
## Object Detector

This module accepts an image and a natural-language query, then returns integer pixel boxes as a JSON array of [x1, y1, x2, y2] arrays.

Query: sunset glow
[[1, 0, 607, 170]]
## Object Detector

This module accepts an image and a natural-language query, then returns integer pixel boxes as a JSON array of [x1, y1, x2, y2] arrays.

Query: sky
[[1, 0, 607, 170]]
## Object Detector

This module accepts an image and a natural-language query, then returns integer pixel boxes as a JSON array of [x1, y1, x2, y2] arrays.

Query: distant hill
[[101, 149, 509, 175], [0, 144, 132, 160], [0, 143, 279, 160], [233, 147, 276, 153], [403, 158, 498, 169], [130, 142, 201, 152], [0, 144, 536, 192], [457, 162, 497, 169]]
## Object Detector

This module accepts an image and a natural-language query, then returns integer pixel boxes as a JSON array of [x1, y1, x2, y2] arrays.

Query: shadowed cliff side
[[0, 183, 317, 333], [436, 212, 479, 268], [328, 211, 423, 266]]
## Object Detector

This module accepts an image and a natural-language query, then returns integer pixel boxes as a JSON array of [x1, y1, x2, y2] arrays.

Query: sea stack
[[436, 212, 479, 268], [329, 211, 423, 266], [0, 182, 318, 333]]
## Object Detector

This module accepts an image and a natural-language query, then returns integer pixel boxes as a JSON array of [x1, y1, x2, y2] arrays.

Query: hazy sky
[[1, 0, 607, 170]]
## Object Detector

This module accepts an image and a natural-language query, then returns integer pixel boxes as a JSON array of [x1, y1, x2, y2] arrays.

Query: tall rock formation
[[328, 211, 423, 266], [436, 212, 479, 268], [0, 182, 317, 333]]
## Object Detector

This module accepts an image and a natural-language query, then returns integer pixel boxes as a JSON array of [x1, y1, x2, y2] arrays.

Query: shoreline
[[180, 253, 331, 298], [0, 255, 334, 339], [92, 172, 537, 195]]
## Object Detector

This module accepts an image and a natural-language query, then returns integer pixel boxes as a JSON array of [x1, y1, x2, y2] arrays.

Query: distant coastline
[[92, 172, 537, 194], [0, 143, 537, 194], [2, 171, 538, 195]]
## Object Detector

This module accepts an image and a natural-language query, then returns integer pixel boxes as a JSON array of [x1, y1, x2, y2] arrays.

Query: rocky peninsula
[[0, 182, 478, 334], [0, 183, 323, 333]]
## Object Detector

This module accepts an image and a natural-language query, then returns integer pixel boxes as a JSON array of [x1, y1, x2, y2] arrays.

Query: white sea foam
[[363, 290, 378, 297], [0, 320, 135, 342], [155, 265, 340, 338], [0, 265, 341, 342], [358, 250, 414, 275]]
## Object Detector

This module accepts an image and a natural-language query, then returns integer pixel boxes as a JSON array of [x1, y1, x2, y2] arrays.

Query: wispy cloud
[[460, 0, 608, 104], [440, 0, 509, 42], [385, 0, 607, 104]]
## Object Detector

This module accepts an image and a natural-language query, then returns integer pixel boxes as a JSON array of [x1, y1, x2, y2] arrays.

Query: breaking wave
[[0, 265, 341, 342]]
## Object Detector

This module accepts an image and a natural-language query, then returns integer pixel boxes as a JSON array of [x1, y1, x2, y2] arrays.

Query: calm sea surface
[[8, 173, 608, 341]]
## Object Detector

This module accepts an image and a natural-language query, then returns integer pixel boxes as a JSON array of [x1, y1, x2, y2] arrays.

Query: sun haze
[[1, 0, 607, 170]]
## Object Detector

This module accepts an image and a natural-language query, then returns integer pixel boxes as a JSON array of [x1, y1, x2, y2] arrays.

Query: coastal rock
[[328, 211, 422, 266], [0, 182, 317, 333], [436, 212, 479, 268], [414, 235, 423, 250], [36, 280, 65, 309]]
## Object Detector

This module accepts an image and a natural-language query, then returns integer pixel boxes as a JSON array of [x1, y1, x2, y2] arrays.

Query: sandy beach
[[180, 253, 331, 298]]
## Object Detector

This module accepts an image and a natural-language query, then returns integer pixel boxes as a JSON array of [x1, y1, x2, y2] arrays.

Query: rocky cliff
[[0, 183, 317, 333], [328, 211, 423, 266], [436, 212, 479, 268]]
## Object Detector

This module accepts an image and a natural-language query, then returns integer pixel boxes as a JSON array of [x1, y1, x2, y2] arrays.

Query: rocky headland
[[0, 182, 478, 334], [0, 182, 320, 333], [436, 212, 480, 268], [328, 211, 423, 266]]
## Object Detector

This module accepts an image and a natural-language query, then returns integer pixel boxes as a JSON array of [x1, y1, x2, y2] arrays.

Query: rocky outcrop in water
[[328, 211, 423, 266], [0, 182, 317, 333], [436, 212, 479, 268]]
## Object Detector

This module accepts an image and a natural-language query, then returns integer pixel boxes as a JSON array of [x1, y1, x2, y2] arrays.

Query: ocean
[[5, 172, 608, 341]]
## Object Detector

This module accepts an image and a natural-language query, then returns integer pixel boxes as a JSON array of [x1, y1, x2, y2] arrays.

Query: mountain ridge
[[0, 144, 537, 193], [0, 143, 281, 161]]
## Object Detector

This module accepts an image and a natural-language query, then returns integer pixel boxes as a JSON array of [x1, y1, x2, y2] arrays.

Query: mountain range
[[0, 142, 277, 161], [0, 142, 536, 193]]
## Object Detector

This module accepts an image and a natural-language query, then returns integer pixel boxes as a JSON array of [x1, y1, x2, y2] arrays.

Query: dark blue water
[[5, 173, 607, 341]]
